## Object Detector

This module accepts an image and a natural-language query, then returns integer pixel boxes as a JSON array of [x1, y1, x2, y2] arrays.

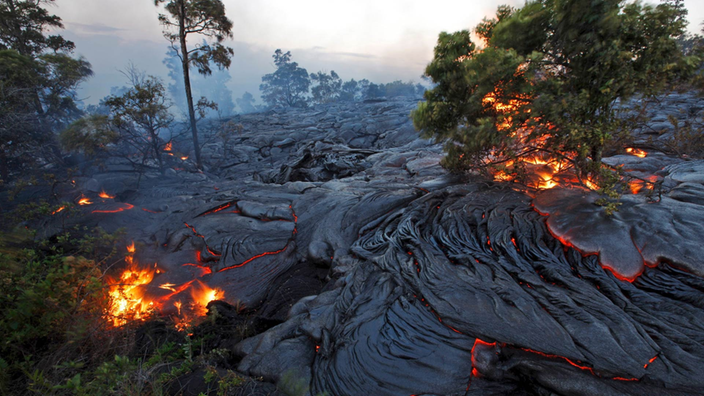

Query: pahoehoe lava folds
[[239, 186, 704, 395]]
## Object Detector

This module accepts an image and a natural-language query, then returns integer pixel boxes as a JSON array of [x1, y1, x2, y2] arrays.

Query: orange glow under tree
[[412, 0, 694, 191]]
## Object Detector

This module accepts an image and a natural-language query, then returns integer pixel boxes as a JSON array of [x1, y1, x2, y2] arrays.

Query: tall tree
[[154, 0, 234, 170], [103, 72, 174, 174], [413, 0, 697, 186], [0, 0, 91, 180], [260, 49, 310, 108]]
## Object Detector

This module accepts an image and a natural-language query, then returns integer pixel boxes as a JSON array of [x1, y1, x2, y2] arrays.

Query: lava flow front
[[106, 242, 224, 329]]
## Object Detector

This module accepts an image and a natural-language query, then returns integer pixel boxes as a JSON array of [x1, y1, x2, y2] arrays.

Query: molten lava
[[625, 148, 647, 158], [99, 190, 115, 199], [78, 196, 92, 205]]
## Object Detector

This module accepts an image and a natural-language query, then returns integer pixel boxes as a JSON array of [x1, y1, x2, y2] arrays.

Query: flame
[[625, 148, 647, 158], [583, 178, 599, 191], [181, 156, 189, 161], [51, 205, 66, 215], [99, 190, 115, 199], [190, 280, 224, 317], [78, 196, 92, 205], [106, 241, 226, 329], [164, 142, 172, 152], [107, 244, 156, 326]]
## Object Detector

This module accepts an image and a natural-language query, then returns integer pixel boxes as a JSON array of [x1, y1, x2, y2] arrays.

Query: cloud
[[66, 22, 125, 34], [330, 52, 377, 59]]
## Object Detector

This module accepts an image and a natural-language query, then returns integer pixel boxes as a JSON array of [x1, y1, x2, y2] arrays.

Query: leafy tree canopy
[[0, 0, 92, 181], [311, 70, 342, 104], [413, 0, 699, 185], [260, 49, 311, 108]]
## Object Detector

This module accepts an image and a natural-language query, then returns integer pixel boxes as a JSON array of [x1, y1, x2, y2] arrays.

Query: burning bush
[[413, 0, 699, 190]]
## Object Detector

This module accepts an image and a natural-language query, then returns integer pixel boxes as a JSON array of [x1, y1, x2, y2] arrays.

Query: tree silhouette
[[154, 0, 234, 170]]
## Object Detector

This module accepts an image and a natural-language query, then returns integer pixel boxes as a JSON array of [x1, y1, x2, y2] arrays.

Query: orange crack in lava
[[198, 202, 237, 216], [530, 203, 649, 282], [470, 339, 640, 382], [216, 203, 299, 272], [92, 203, 135, 214]]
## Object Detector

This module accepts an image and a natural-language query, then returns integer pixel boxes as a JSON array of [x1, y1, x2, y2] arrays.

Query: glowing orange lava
[[629, 180, 644, 195], [625, 148, 647, 158], [51, 205, 67, 215], [78, 196, 92, 205], [99, 190, 115, 199], [164, 142, 173, 152], [92, 203, 135, 214]]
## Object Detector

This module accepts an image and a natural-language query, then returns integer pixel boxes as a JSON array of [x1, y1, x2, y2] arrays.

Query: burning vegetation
[[413, 0, 694, 195], [106, 241, 224, 330]]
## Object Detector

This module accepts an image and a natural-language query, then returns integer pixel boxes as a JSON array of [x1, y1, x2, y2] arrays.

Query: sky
[[52, 0, 704, 107]]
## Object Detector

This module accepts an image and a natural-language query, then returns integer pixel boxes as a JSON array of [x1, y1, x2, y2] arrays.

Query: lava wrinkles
[[185, 202, 299, 273], [468, 338, 659, 384], [530, 202, 655, 283]]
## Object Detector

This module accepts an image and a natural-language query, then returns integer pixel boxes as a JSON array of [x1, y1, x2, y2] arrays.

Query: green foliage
[[60, 115, 119, 157], [103, 74, 174, 173], [413, 0, 698, 187], [260, 49, 311, 108], [310, 70, 342, 104], [0, 0, 75, 56], [0, 1, 92, 181], [0, 236, 111, 392]]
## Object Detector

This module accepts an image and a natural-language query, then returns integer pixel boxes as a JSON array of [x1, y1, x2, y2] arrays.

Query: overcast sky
[[52, 0, 704, 106]]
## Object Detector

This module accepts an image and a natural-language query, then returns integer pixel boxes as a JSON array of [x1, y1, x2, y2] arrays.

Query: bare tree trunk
[[178, 1, 203, 170]]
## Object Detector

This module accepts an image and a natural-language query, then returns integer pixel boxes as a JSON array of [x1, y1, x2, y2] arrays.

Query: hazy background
[[52, 0, 704, 107]]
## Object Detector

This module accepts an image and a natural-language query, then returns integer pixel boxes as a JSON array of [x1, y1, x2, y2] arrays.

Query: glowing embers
[[625, 148, 647, 158]]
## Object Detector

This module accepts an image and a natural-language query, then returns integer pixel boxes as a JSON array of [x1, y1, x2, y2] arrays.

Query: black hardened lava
[[239, 186, 704, 396]]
